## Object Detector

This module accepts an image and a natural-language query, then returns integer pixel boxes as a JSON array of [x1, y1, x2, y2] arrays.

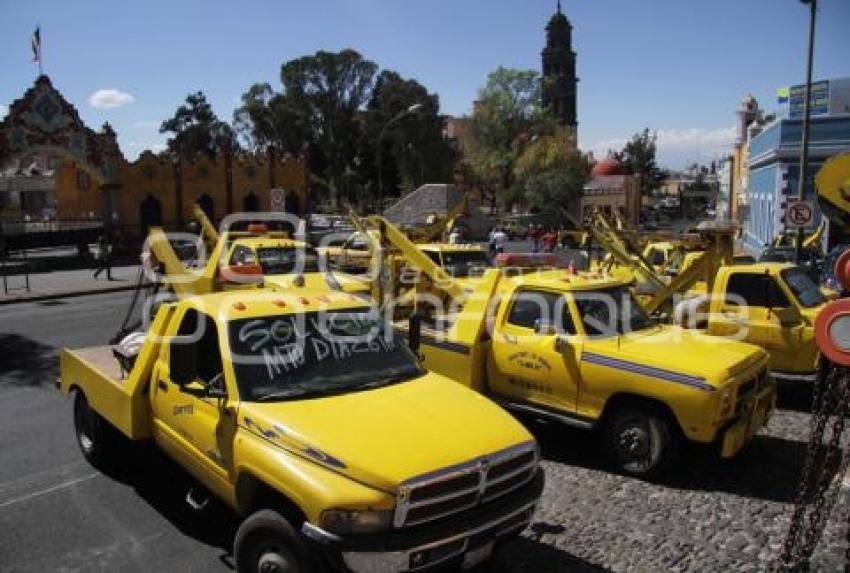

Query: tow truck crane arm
[[364, 215, 468, 304], [144, 227, 219, 296], [192, 203, 220, 253]]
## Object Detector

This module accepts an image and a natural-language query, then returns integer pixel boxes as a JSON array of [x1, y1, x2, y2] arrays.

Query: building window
[[76, 171, 91, 190]]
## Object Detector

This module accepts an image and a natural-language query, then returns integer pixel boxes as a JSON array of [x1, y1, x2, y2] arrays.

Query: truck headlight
[[718, 386, 734, 419], [319, 509, 393, 534]]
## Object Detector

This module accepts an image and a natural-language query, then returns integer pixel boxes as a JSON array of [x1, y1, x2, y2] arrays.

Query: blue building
[[743, 78, 850, 253]]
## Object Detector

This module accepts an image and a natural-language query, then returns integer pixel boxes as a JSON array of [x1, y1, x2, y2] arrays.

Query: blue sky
[[1, 0, 848, 168]]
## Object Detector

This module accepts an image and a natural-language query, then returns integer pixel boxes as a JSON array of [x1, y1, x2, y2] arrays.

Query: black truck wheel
[[73, 391, 110, 467], [604, 405, 676, 478], [234, 510, 315, 573]]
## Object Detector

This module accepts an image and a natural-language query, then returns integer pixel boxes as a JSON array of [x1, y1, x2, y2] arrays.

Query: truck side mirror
[[408, 312, 421, 356], [170, 342, 197, 386]]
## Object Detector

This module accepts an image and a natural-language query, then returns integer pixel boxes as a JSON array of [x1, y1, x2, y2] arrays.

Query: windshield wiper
[[255, 388, 313, 402], [353, 372, 417, 392]]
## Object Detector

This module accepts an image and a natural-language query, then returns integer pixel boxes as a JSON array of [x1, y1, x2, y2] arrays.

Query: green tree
[[232, 83, 309, 154], [160, 91, 233, 158], [363, 71, 456, 201], [281, 50, 378, 207], [463, 66, 543, 212], [234, 51, 456, 209], [515, 127, 589, 224], [613, 128, 666, 196]]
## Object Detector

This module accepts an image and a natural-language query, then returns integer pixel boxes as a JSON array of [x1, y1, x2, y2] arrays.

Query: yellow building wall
[[56, 150, 309, 233], [54, 161, 105, 220]]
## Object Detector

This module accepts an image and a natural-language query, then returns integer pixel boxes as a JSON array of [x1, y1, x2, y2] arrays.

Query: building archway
[[196, 193, 215, 221], [243, 191, 260, 212], [139, 194, 162, 233], [284, 191, 300, 215]]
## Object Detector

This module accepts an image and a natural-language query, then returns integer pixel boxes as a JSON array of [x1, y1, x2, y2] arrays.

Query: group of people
[[527, 225, 574, 253]]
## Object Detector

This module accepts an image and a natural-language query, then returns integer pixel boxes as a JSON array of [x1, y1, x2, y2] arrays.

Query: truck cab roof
[[504, 269, 629, 292], [180, 289, 369, 321]]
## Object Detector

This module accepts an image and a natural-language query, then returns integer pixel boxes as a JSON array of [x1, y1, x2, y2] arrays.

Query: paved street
[[0, 290, 848, 571]]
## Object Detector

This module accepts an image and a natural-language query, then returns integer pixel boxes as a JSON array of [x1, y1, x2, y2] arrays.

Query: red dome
[[591, 157, 624, 177]]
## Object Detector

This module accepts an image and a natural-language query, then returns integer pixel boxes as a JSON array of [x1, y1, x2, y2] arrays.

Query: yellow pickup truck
[[701, 263, 826, 382], [59, 290, 543, 572], [146, 225, 369, 297], [400, 269, 775, 478]]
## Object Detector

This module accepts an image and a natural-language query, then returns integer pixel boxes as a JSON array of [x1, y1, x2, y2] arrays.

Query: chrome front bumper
[[305, 501, 536, 572], [771, 371, 818, 383], [302, 469, 544, 572]]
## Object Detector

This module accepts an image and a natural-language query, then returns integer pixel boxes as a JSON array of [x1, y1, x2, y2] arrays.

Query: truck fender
[[599, 393, 685, 439], [235, 470, 307, 526]]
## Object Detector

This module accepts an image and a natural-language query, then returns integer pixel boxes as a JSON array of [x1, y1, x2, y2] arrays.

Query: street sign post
[[787, 200, 814, 227]]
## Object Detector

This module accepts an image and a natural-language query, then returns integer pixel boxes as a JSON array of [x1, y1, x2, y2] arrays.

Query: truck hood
[[238, 374, 531, 493], [584, 325, 767, 388]]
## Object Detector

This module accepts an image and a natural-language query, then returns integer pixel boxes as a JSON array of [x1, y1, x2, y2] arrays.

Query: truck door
[[151, 308, 234, 491], [489, 289, 580, 412], [710, 271, 804, 372]]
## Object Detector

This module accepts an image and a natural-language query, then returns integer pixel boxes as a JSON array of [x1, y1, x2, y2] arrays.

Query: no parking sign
[[787, 200, 813, 227]]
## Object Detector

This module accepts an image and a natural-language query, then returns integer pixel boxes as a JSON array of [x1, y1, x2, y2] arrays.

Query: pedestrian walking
[[542, 228, 558, 253], [529, 224, 541, 253], [93, 234, 114, 280]]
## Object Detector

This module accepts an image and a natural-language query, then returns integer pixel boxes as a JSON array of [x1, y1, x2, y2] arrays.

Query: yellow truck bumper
[[720, 384, 776, 458]]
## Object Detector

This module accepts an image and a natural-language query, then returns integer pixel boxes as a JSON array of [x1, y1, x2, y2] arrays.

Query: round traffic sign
[[787, 201, 813, 226]]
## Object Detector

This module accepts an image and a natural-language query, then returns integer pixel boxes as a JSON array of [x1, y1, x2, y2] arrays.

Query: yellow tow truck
[[59, 289, 544, 572], [369, 216, 775, 477], [145, 218, 369, 297]]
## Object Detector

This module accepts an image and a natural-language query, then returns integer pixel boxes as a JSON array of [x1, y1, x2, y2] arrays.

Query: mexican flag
[[32, 26, 41, 62]]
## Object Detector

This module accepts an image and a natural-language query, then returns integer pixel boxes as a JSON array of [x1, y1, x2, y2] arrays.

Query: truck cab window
[[171, 309, 224, 385], [506, 290, 576, 334], [230, 245, 256, 266], [726, 274, 789, 308]]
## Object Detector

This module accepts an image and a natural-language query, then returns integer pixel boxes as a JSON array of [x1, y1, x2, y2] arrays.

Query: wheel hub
[[619, 426, 650, 459], [257, 548, 294, 573]]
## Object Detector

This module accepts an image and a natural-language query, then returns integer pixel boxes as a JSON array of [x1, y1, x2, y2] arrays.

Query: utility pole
[[795, 0, 817, 264]]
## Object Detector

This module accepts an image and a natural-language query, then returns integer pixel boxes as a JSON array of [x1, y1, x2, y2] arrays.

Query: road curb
[[0, 284, 150, 306]]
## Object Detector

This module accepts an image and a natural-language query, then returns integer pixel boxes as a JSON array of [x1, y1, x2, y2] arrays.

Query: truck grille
[[394, 441, 538, 529], [736, 369, 768, 413]]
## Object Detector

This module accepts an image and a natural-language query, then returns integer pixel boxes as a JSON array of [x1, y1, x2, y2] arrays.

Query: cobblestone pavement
[[485, 383, 850, 572]]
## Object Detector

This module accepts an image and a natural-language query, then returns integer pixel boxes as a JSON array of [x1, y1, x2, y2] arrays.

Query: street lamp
[[377, 103, 423, 212], [795, 0, 817, 264]]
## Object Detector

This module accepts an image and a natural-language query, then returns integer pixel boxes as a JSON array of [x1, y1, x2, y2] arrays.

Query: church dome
[[591, 157, 624, 178]]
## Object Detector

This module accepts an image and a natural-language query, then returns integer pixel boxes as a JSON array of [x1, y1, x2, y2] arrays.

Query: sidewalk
[[0, 265, 143, 305]]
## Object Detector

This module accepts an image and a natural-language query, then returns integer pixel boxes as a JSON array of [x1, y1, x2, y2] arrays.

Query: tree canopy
[[613, 128, 666, 196], [460, 67, 544, 212], [160, 91, 233, 158], [231, 50, 456, 209]]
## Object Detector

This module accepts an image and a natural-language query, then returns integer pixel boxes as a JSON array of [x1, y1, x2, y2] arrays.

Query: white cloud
[[0, 104, 7, 119], [132, 120, 159, 129], [88, 89, 135, 109], [585, 126, 736, 169]]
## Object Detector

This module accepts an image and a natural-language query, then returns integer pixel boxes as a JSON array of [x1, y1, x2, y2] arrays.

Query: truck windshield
[[440, 250, 490, 278], [257, 246, 320, 275], [228, 309, 424, 402], [573, 287, 655, 337], [782, 267, 826, 308]]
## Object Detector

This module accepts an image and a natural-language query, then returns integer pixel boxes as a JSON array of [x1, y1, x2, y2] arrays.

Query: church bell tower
[[542, 0, 578, 132]]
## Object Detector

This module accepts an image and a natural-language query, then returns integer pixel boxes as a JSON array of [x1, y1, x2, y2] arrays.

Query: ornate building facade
[[0, 76, 308, 234], [542, 1, 578, 132]]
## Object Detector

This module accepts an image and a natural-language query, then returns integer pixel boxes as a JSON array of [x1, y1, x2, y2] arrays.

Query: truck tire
[[234, 509, 315, 573], [73, 391, 112, 468], [604, 405, 675, 478]]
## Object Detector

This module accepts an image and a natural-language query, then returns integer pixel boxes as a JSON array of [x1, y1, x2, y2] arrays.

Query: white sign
[[269, 188, 285, 212], [787, 200, 813, 227]]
